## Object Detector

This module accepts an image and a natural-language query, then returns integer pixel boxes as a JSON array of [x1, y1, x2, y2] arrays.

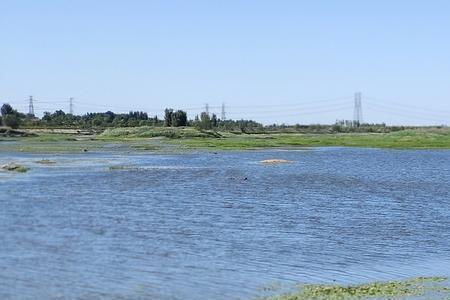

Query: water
[[1, 148, 450, 300]]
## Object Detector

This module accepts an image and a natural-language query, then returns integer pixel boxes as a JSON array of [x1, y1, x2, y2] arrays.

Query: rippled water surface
[[1, 148, 450, 300]]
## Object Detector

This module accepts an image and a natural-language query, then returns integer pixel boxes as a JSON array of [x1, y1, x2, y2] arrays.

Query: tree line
[[2, 102, 426, 134], [0, 103, 264, 132]]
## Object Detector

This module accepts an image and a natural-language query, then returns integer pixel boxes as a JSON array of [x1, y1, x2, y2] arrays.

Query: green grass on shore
[[169, 128, 450, 150], [2, 127, 450, 152], [101, 126, 223, 139]]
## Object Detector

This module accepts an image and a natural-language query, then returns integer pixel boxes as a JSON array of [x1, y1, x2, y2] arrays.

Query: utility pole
[[69, 97, 74, 115], [28, 95, 35, 116], [353, 92, 363, 125], [221, 103, 226, 120]]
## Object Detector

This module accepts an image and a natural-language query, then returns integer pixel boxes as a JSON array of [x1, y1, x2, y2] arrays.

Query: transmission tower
[[353, 92, 363, 125], [221, 103, 226, 120], [69, 97, 74, 115], [28, 96, 35, 116]]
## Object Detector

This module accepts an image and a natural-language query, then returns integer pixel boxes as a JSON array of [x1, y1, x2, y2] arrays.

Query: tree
[[1, 103, 15, 117], [3, 114, 20, 129], [171, 110, 187, 127], [91, 115, 104, 127], [211, 113, 218, 128], [1, 103, 20, 128], [199, 112, 212, 129], [42, 112, 52, 122], [164, 109, 173, 127]]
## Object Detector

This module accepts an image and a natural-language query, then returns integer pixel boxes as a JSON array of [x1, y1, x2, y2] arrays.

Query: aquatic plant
[[261, 277, 449, 300], [1, 163, 29, 173]]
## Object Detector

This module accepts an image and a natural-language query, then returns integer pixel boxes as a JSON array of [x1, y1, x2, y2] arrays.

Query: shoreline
[[2, 127, 450, 153]]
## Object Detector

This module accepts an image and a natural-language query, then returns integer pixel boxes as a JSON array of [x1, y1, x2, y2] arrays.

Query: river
[[1, 147, 450, 299]]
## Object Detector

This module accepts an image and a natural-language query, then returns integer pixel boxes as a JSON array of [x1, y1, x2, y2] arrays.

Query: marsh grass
[[101, 126, 222, 139], [3, 128, 450, 153], [172, 129, 450, 150]]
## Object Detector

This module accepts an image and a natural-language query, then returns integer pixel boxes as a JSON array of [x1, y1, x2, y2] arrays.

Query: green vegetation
[[262, 277, 449, 300], [168, 128, 450, 150], [41, 109, 161, 128], [1, 102, 263, 133], [2, 127, 450, 153], [1, 100, 450, 152], [100, 126, 223, 139], [0, 134, 107, 153], [15, 166, 29, 173], [1, 103, 22, 129], [2, 102, 405, 135], [164, 109, 188, 127], [1, 163, 29, 173]]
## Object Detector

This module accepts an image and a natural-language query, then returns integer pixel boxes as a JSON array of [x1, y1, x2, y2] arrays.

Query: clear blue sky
[[1, 0, 450, 125]]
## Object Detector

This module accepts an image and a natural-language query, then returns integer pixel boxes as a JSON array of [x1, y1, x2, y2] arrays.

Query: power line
[[220, 95, 354, 109], [226, 105, 353, 118], [364, 102, 449, 123], [35, 100, 69, 104], [226, 101, 354, 114], [364, 97, 450, 117], [3, 93, 449, 125]]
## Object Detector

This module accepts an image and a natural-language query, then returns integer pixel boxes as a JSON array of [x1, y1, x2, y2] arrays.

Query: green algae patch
[[1, 163, 29, 173], [262, 277, 449, 300], [14, 166, 30, 173], [18, 166, 29, 172]]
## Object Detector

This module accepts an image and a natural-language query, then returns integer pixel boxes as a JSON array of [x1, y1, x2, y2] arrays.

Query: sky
[[1, 0, 450, 125]]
